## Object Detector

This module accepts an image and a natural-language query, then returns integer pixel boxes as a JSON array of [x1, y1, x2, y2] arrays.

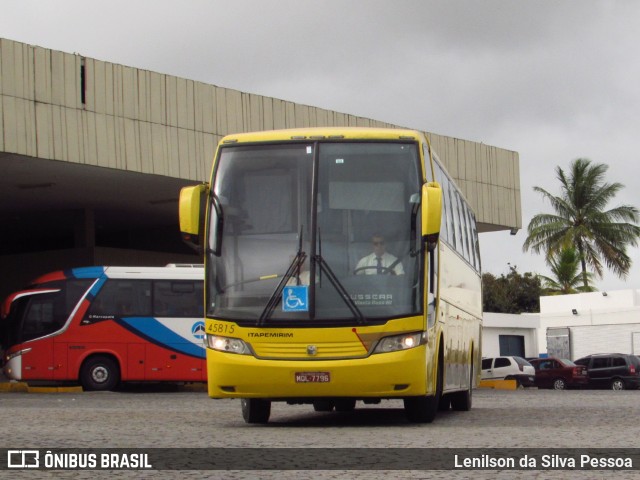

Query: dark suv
[[573, 353, 640, 390]]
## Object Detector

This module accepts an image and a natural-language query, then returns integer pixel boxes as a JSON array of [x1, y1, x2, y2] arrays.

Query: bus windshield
[[2, 279, 93, 349], [207, 141, 423, 325]]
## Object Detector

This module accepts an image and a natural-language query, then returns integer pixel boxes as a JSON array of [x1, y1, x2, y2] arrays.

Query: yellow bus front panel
[[206, 345, 429, 399]]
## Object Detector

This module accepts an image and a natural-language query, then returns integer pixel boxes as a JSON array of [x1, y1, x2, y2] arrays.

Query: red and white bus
[[1, 264, 205, 390]]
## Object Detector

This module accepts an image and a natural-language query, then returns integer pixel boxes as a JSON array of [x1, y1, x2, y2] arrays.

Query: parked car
[[573, 353, 640, 390], [481, 356, 535, 387], [528, 357, 588, 390]]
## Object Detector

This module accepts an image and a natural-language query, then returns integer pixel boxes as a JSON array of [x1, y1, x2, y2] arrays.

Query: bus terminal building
[[0, 37, 522, 299]]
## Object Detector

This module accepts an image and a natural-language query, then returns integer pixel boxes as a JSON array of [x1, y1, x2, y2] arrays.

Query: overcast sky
[[3, 0, 640, 291]]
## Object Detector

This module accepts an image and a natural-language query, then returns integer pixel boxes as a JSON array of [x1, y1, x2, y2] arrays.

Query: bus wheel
[[404, 395, 438, 423], [241, 399, 271, 424], [438, 395, 451, 411], [80, 356, 120, 391], [404, 348, 443, 423]]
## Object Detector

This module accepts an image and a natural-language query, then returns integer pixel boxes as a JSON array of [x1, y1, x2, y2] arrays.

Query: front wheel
[[80, 355, 120, 391], [404, 395, 438, 423], [241, 399, 271, 424], [438, 395, 451, 411], [404, 353, 443, 423]]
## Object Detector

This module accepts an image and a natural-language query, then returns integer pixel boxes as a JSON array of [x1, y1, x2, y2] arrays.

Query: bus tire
[[438, 395, 451, 411], [80, 355, 120, 391], [241, 399, 271, 424], [404, 395, 438, 423], [404, 340, 444, 423], [404, 350, 443, 423]]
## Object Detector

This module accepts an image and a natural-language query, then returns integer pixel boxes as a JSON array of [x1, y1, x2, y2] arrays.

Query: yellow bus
[[179, 127, 482, 423]]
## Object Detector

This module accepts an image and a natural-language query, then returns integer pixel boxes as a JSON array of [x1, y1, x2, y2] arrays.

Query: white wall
[[484, 289, 640, 358], [482, 312, 539, 358], [538, 289, 640, 354]]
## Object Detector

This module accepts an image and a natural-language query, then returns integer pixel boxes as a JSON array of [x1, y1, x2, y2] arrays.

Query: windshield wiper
[[257, 227, 306, 326], [313, 253, 365, 325], [311, 230, 365, 324], [257, 228, 366, 326]]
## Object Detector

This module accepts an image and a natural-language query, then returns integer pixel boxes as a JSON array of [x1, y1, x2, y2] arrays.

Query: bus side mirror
[[421, 182, 442, 251], [179, 184, 209, 253]]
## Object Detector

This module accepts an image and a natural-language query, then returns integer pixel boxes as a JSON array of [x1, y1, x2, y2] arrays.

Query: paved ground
[[0, 385, 639, 479]]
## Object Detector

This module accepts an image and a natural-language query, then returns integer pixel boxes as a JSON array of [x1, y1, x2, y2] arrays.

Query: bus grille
[[252, 340, 368, 359]]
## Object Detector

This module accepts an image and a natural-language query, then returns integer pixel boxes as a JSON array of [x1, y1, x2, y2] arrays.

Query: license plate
[[295, 372, 330, 383]]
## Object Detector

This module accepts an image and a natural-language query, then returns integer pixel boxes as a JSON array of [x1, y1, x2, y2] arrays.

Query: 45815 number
[[206, 322, 235, 334]]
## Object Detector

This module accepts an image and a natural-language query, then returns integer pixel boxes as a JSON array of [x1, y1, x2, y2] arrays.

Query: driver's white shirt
[[355, 252, 404, 275]]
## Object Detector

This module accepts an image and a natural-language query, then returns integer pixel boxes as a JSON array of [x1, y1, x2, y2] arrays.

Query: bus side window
[[89, 280, 151, 317], [153, 281, 203, 317]]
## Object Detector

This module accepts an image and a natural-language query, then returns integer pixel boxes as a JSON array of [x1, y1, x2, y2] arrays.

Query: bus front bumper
[[206, 346, 429, 399]]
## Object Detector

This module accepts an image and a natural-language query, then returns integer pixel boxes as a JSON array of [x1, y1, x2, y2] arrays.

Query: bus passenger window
[[153, 281, 204, 317], [88, 280, 152, 317]]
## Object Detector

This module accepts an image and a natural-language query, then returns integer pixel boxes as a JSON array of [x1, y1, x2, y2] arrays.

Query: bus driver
[[355, 234, 404, 275]]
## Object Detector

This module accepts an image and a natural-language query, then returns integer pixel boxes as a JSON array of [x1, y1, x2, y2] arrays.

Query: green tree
[[538, 247, 596, 295], [482, 266, 541, 313], [523, 158, 640, 288]]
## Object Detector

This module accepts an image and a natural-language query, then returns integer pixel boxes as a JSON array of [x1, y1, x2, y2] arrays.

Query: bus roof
[[218, 127, 427, 145]]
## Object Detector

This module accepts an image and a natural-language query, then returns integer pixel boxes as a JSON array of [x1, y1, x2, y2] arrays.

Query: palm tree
[[538, 247, 596, 295], [523, 158, 640, 288]]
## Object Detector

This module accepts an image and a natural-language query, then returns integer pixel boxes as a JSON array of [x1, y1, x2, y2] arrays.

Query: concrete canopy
[[0, 37, 521, 297]]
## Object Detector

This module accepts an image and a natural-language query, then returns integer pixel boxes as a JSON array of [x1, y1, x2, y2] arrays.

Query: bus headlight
[[205, 334, 251, 355], [373, 332, 424, 354]]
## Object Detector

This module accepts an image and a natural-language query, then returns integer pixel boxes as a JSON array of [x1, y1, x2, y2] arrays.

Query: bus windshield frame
[[2, 279, 94, 349], [206, 140, 424, 326]]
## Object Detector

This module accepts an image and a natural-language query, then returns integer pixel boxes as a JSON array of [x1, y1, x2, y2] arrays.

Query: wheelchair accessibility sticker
[[283, 286, 308, 312]]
